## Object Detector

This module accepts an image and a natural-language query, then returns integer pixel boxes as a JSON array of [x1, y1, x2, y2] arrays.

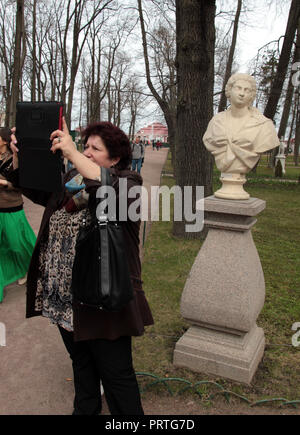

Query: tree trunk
[[275, 17, 300, 160], [278, 73, 294, 140], [9, 0, 24, 126], [294, 91, 300, 166], [173, 0, 215, 239], [218, 0, 242, 112], [31, 0, 37, 102], [287, 92, 296, 155], [264, 0, 300, 122], [92, 39, 102, 122], [107, 81, 112, 123]]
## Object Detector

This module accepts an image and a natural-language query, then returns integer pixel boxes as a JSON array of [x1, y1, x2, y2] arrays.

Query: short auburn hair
[[0, 127, 12, 152], [81, 122, 132, 170]]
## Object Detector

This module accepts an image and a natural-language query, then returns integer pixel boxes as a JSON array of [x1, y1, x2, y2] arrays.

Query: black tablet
[[15, 101, 64, 192]]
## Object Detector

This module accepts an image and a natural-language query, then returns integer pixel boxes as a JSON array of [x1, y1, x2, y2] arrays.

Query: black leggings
[[58, 327, 144, 415]]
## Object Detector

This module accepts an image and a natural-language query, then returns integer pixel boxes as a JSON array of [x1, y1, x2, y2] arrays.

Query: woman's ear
[[112, 157, 120, 167]]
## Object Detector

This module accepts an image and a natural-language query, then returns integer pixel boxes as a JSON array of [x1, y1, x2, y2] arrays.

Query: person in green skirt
[[0, 127, 36, 302]]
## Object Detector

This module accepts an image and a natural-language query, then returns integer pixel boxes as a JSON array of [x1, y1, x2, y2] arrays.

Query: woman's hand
[[51, 117, 100, 180], [50, 117, 77, 162], [10, 127, 19, 169], [0, 179, 8, 187]]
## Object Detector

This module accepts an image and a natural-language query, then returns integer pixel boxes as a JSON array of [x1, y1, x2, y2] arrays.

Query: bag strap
[[0, 156, 13, 176], [99, 167, 112, 298], [99, 220, 110, 298], [96, 167, 114, 223], [101, 166, 112, 187]]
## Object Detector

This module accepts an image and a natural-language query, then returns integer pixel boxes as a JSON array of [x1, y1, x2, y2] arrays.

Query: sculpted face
[[229, 80, 254, 108]]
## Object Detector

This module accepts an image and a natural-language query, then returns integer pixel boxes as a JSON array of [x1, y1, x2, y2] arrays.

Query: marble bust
[[203, 73, 280, 199]]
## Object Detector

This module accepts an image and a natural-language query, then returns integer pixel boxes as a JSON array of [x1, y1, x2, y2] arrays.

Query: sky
[[229, 1, 290, 72]]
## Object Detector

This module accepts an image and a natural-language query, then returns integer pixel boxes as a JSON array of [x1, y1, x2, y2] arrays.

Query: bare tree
[[137, 0, 177, 165], [52, 0, 116, 125], [294, 89, 300, 165], [174, 0, 215, 238], [9, 0, 25, 125], [218, 0, 242, 112], [264, 0, 300, 121], [278, 18, 300, 144], [29, 0, 36, 101], [82, 34, 122, 124], [0, 2, 15, 125]]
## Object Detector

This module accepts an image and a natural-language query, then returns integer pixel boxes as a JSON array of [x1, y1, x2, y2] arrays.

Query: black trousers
[[58, 327, 144, 415]]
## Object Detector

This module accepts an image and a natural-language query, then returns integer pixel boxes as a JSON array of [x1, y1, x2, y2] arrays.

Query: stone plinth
[[173, 196, 266, 384]]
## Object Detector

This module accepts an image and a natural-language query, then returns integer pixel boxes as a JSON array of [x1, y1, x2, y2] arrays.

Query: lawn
[[246, 154, 299, 180], [133, 152, 300, 407]]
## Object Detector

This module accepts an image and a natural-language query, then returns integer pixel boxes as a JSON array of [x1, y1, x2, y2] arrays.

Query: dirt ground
[[143, 395, 299, 415], [96, 393, 299, 415]]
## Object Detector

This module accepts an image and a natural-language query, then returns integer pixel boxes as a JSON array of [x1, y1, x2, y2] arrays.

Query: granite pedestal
[[173, 196, 266, 384]]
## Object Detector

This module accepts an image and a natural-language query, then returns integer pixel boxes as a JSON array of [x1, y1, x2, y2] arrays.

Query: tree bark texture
[[271, 15, 300, 165], [30, 0, 37, 102], [174, 0, 215, 238], [9, 0, 24, 126], [264, 0, 300, 122], [294, 88, 300, 166]]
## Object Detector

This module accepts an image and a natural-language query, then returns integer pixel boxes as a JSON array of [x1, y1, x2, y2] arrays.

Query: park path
[[0, 146, 168, 415]]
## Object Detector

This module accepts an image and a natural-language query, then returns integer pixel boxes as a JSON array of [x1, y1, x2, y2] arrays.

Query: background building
[[136, 122, 168, 143]]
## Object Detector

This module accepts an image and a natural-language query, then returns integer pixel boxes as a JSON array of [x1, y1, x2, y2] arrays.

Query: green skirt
[[0, 209, 36, 302]]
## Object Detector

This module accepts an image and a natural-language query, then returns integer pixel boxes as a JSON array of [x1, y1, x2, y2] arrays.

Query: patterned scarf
[[64, 173, 89, 213]]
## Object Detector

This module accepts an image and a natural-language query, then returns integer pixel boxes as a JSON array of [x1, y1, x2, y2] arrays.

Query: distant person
[[131, 136, 144, 173], [0, 127, 36, 302]]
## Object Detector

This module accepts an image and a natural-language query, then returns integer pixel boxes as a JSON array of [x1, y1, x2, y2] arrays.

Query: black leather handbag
[[71, 167, 133, 311]]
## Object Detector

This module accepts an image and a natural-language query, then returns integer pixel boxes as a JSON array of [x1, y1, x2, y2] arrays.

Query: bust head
[[225, 73, 256, 108]]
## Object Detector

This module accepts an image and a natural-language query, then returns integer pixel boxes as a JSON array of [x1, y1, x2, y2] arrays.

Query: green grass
[[133, 152, 300, 405], [250, 155, 300, 180], [161, 151, 174, 175]]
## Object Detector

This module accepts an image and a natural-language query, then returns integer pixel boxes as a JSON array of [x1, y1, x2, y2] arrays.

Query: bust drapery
[[203, 107, 279, 175]]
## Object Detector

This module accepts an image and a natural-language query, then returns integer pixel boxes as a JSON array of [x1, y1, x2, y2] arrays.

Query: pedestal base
[[174, 324, 265, 384], [215, 173, 249, 200]]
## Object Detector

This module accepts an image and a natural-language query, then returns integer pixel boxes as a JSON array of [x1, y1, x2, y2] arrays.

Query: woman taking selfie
[[9, 119, 153, 415], [0, 127, 36, 302]]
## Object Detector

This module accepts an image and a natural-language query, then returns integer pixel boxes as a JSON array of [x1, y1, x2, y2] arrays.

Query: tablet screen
[[16, 101, 64, 192]]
